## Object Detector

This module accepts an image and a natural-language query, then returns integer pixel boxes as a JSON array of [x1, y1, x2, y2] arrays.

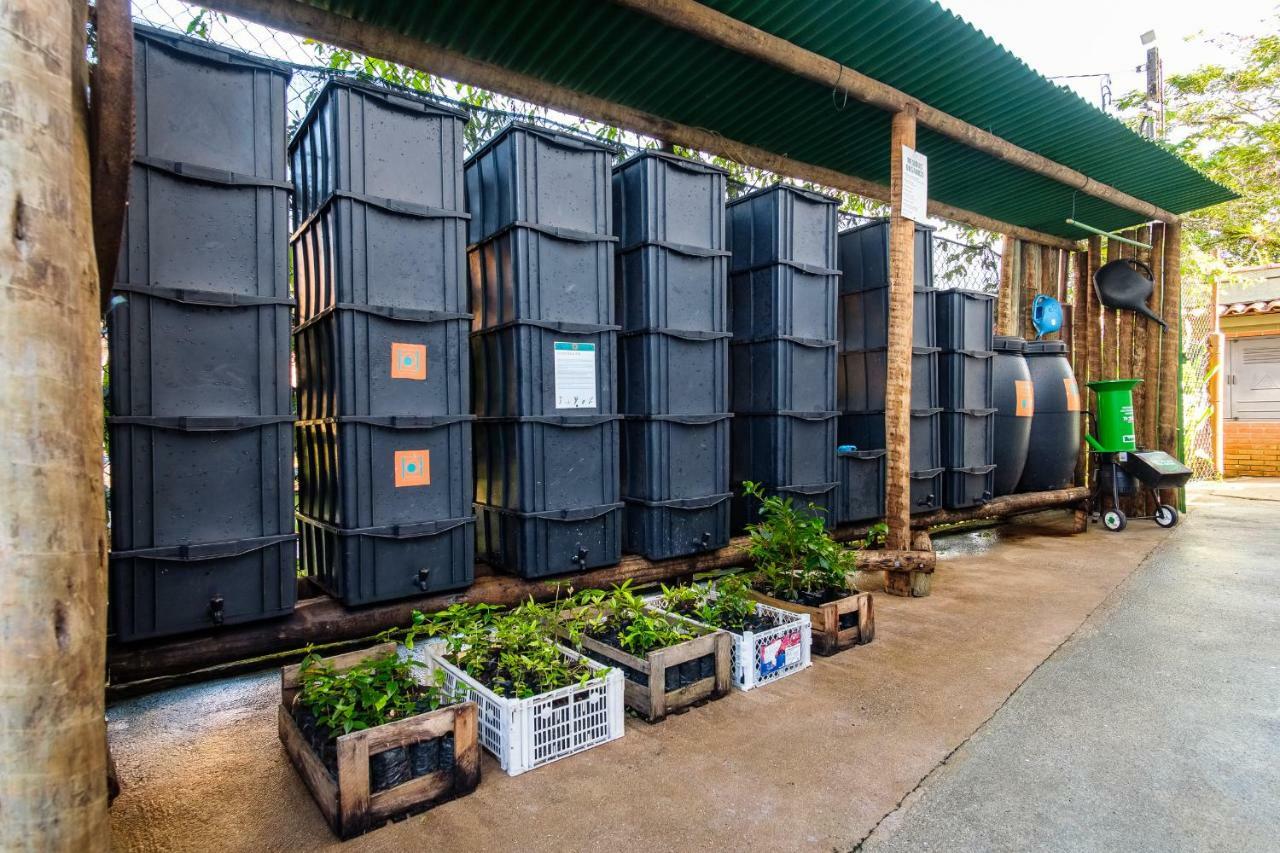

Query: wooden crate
[[746, 590, 874, 655], [278, 643, 481, 839], [560, 612, 732, 723]]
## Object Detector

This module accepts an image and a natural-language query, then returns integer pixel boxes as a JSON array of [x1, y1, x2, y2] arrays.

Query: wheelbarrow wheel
[[1154, 504, 1179, 529], [1103, 509, 1127, 532]]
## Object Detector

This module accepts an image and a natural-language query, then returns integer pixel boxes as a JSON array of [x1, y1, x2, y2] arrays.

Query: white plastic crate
[[419, 642, 624, 776], [648, 594, 812, 691]]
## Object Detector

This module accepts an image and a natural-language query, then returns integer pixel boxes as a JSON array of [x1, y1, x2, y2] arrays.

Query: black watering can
[[1093, 258, 1166, 328]]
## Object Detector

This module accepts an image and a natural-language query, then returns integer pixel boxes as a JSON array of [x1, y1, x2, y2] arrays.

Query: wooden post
[[883, 107, 917, 581], [1085, 236, 1103, 397], [997, 235, 1016, 335], [1020, 241, 1038, 338], [1158, 221, 1183, 499], [1142, 223, 1166, 455], [0, 0, 109, 848], [1072, 248, 1090, 487]]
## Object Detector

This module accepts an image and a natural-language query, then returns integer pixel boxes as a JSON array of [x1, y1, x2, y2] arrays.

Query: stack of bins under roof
[[936, 290, 997, 508], [613, 152, 732, 559], [728, 185, 841, 529], [467, 124, 622, 578], [108, 27, 296, 640], [836, 219, 943, 516], [291, 79, 475, 605]]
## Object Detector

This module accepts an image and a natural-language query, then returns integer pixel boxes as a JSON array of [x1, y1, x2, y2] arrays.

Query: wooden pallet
[[560, 612, 732, 723], [746, 590, 874, 655], [278, 643, 481, 839]]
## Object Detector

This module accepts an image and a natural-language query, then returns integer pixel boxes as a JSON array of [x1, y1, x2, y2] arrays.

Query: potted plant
[[558, 581, 732, 722], [739, 481, 876, 654], [417, 601, 624, 776], [653, 574, 812, 691], [278, 640, 480, 839]]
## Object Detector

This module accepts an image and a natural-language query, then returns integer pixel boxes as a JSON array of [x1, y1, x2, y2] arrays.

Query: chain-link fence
[[1181, 279, 1219, 479]]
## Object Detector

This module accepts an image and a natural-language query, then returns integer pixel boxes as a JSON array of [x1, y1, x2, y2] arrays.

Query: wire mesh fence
[[1180, 279, 1219, 480]]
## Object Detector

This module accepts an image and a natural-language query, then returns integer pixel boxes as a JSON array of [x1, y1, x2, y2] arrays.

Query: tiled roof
[[1219, 299, 1280, 317]]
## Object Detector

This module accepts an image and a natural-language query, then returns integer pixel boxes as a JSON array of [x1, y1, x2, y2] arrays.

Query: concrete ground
[[106, 483, 1277, 852]]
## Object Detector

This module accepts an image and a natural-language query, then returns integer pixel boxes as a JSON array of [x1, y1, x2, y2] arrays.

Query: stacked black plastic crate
[[727, 185, 841, 529], [836, 219, 944, 518], [108, 27, 296, 640], [467, 123, 622, 578], [613, 152, 732, 559], [291, 79, 475, 605], [936, 289, 997, 508]]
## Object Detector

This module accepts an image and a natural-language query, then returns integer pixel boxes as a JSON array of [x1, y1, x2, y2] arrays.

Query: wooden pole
[[1072, 248, 1090, 487], [89, 0, 134, 314], [1020, 241, 1039, 338], [1085, 236, 1103, 475], [1158, 221, 1183, 495], [201, 0, 1079, 252], [883, 108, 918, 583], [1142, 223, 1166, 456], [996, 235, 1016, 335], [613, 0, 1178, 224], [0, 0, 109, 847]]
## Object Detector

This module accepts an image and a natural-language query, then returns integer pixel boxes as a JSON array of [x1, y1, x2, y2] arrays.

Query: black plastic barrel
[[991, 336, 1033, 495], [1016, 340, 1081, 492]]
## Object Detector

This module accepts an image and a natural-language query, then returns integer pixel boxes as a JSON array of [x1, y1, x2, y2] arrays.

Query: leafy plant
[[419, 600, 598, 699], [566, 580, 699, 657], [294, 647, 454, 738], [864, 522, 889, 549], [741, 481, 859, 602], [661, 575, 758, 632]]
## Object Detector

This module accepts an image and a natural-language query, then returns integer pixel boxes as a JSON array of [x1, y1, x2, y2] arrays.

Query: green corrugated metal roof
[[310, 0, 1236, 239]]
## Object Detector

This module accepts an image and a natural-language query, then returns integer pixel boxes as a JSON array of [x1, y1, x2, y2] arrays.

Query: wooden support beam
[[1020, 241, 1039, 338], [1158, 221, 1183, 497], [884, 108, 918, 555], [997, 236, 1016, 335], [1072, 248, 1091, 487], [908, 487, 1090, 527], [1, 0, 109, 846], [89, 0, 134, 315], [614, 0, 1177, 225], [1142, 223, 1166, 456], [200, 0, 1077, 251], [1085, 236, 1104, 401]]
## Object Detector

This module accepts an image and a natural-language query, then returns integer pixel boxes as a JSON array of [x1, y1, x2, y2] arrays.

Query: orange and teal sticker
[[391, 342, 427, 380], [394, 450, 430, 487], [1014, 380, 1035, 417], [1063, 377, 1081, 412]]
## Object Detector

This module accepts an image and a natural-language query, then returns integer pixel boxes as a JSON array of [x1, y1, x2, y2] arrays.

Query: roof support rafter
[[200, 0, 1078, 250], [616, 0, 1177, 225]]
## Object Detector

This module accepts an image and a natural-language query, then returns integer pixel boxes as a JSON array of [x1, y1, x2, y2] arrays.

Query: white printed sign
[[553, 341, 597, 409], [901, 146, 928, 223]]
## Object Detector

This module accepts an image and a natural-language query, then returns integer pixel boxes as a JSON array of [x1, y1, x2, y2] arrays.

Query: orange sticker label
[[1063, 377, 1081, 412], [1014, 380, 1035, 417], [390, 343, 427, 380], [394, 450, 430, 487]]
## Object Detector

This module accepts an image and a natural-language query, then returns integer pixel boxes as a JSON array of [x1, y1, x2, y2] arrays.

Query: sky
[[937, 0, 1277, 108]]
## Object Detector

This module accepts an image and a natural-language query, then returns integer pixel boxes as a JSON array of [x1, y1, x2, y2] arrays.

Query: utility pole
[[1140, 30, 1165, 139]]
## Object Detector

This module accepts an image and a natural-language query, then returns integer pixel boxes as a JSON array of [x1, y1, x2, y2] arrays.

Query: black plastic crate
[[837, 219, 934, 294], [837, 408, 942, 471], [465, 122, 615, 245], [475, 502, 623, 578], [109, 287, 290, 418], [133, 24, 290, 180], [118, 163, 289, 299], [613, 150, 727, 251], [468, 223, 615, 329], [290, 77, 467, 223], [939, 350, 995, 410], [943, 465, 996, 509], [838, 285, 937, 350], [616, 243, 729, 333], [727, 184, 839, 271], [473, 415, 620, 512], [621, 415, 730, 501], [622, 494, 731, 560], [298, 514, 475, 606], [731, 481, 838, 532], [910, 468, 944, 515], [729, 263, 839, 342], [837, 346, 939, 412], [471, 322, 618, 417], [292, 192, 468, 323], [294, 307, 470, 420], [836, 449, 886, 525], [935, 289, 995, 352], [941, 408, 996, 469], [108, 416, 293, 551], [730, 411, 838, 487], [731, 337, 837, 413], [295, 416, 473, 528], [620, 329, 729, 416], [109, 533, 297, 642]]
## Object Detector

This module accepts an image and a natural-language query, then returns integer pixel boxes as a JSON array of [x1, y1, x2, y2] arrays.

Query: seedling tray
[[278, 643, 481, 840], [746, 589, 875, 656]]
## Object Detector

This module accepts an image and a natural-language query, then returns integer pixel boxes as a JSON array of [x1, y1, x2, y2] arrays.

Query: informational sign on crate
[[757, 626, 805, 676], [553, 341, 598, 409]]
